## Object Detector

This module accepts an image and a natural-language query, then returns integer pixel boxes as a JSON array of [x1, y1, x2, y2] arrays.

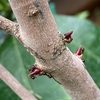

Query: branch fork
[[0, 0, 100, 100]]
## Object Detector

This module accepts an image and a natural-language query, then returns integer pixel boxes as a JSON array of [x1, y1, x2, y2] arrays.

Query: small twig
[[0, 15, 20, 39], [0, 64, 37, 100]]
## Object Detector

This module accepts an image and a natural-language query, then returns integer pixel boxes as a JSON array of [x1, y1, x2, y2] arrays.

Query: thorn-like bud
[[28, 65, 41, 79], [63, 31, 73, 43], [75, 45, 85, 62], [28, 64, 52, 79], [75, 45, 84, 55], [28, 65, 36, 72]]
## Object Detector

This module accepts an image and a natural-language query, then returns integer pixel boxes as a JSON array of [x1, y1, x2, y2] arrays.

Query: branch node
[[28, 6, 39, 17], [28, 63, 61, 84]]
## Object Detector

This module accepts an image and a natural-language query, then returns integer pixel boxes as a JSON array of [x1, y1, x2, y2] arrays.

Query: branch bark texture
[[0, 0, 99, 99], [0, 64, 37, 100], [0, 16, 19, 37]]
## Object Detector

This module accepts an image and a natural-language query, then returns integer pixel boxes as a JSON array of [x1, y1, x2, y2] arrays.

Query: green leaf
[[0, 35, 70, 100]]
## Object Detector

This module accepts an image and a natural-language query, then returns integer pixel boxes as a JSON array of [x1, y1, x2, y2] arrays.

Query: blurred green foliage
[[0, 0, 14, 20], [0, 1, 100, 100], [0, 0, 14, 47]]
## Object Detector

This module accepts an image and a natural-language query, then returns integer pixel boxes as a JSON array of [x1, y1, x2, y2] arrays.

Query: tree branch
[[0, 0, 99, 99], [0, 64, 37, 100], [0, 15, 21, 40]]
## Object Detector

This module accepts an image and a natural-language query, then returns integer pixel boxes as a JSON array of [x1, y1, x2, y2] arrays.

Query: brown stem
[[0, 15, 21, 40], [0, 64, 37, 100]]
